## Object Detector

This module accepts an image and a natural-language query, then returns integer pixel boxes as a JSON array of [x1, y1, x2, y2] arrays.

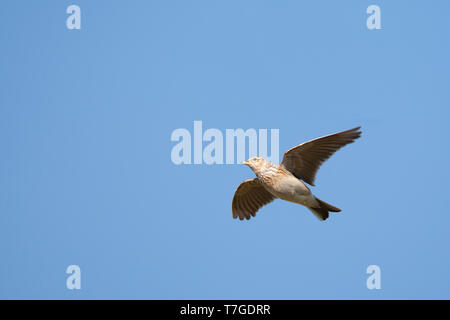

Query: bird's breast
[[262, 173, 311, 203]]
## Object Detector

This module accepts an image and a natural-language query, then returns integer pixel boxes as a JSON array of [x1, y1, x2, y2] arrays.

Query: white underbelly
[[268, 176, 317, 206]]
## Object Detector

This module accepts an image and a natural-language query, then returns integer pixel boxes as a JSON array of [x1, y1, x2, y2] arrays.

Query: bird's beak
[[241, 160, 249, 165]]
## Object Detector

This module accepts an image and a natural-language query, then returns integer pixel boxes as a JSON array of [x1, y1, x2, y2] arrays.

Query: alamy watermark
[[170, 121, 279, 165], [66, 5, 81, 30], [366, 5, 381, 30], [366, 264, 381, 290], [66, 265, 81, 290]]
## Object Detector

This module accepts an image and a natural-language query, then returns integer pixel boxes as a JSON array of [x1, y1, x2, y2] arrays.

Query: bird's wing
[[281, 127, 361, 186], [232, 179, 275, 220]]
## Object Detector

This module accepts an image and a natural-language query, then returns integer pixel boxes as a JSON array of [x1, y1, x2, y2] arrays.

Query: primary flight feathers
[[281, 127, 361, 186]]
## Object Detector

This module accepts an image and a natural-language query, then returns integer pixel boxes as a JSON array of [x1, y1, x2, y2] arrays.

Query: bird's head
[[242, 156, 268, 174]]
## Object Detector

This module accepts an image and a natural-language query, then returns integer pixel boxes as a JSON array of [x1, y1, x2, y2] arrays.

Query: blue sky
[[1, 0, 449, 299]]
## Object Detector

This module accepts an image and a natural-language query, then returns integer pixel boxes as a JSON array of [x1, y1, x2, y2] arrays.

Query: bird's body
[[232, 127, 361, 221], [254, 162, 315, 207]]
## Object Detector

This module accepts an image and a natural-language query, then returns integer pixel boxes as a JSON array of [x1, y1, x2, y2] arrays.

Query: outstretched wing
[[281, 127, 361, 186], [232, 179, 275, 220]]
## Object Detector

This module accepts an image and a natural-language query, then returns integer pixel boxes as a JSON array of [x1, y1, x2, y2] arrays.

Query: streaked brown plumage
[[232, 127, 361, 221]]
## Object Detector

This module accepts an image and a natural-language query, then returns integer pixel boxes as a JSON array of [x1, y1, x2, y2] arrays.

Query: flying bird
[[232, 127, 361, 221]]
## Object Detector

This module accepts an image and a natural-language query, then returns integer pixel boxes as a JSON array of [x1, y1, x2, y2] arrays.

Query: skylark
[[232, 127, 361, 221]]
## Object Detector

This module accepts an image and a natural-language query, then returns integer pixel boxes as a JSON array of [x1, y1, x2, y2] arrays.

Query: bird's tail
[[308, 197, 341, 221]]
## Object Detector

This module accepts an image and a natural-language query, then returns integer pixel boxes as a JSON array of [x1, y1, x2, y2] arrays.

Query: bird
[[232, 127, 361, 221]]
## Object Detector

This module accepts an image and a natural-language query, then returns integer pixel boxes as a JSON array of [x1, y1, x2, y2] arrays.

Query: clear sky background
[[1, 1, 449, 299]]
